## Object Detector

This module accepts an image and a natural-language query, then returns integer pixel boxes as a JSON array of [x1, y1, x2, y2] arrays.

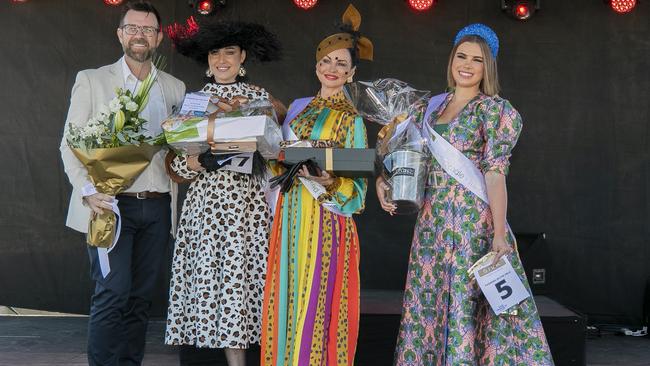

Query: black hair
[[336, 22, 360, 67], [119, 1, 162, 29]]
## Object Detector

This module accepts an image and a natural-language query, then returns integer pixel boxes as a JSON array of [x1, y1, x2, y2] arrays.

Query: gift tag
[[180, 92, 211, 116], [218, 152, 253, 174], [473, 256, 530, 315]]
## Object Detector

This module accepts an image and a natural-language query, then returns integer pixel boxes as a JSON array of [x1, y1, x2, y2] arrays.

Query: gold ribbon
[[377, 113, 407, 156], [207, 111, 218, 150], [316, 4, 374, 61], [325, 148, 334, 171]]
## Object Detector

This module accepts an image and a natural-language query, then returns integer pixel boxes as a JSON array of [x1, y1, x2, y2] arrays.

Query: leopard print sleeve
[[171, 155, 200, 180]]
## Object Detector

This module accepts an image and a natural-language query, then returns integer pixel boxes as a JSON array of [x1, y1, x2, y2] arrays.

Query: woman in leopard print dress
[[164, 19, 286, 366]]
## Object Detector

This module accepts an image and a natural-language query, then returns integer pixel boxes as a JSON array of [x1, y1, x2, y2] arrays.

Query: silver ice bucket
[[384, 149, 428, 215]]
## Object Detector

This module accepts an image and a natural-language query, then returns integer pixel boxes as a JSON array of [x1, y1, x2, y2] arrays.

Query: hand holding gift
[[344, 78, 432, 214], [162, 98, 282, 159]]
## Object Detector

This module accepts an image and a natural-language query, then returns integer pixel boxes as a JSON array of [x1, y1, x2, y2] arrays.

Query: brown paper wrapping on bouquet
[[71, 144, 160, 248]]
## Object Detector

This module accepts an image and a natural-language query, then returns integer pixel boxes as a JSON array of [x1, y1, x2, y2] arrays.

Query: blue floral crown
[[453, 23, 499, 58]]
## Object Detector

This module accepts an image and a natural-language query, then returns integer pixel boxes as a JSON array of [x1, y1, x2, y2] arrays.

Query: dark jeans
[[86, 194, 171, 366]]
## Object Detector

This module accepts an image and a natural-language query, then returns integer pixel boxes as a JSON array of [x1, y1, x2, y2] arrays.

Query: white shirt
[[120, 57, 170, 193]]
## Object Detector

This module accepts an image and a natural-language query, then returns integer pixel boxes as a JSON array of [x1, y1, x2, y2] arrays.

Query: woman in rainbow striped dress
[[260, 5, 373, 366]]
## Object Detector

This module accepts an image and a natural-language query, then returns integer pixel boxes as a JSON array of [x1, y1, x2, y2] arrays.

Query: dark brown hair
[[119, 1, 161, 29]]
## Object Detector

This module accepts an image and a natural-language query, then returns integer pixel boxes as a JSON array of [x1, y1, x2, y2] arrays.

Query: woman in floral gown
[[377, 24, 554, 365], [261, 5, 373, 366]]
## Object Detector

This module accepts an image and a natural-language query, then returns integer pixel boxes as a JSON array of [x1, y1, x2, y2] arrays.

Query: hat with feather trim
[[166, 16, 282, 64], [316, 4, 373, 62]]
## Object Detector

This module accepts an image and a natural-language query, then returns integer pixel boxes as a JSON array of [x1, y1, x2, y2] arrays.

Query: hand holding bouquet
[[66, 56, 166, 248]]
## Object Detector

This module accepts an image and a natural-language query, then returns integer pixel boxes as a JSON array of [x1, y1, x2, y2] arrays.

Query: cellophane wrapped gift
[[344, 78, 432, 214], [344, 78, 430, 156], [161, 99, 282, 158]]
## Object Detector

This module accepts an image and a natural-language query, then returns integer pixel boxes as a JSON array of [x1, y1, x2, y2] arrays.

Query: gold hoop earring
[[238, 66, 246, 77], [205, 68, 213, 77]]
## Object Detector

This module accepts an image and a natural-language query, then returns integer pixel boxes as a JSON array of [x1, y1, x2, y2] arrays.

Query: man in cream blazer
[[59, 2, 184, 365]]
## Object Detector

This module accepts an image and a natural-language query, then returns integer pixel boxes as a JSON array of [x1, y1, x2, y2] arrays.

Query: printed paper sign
[[180, 92, 211, 115], [473, 256, 530, 315]]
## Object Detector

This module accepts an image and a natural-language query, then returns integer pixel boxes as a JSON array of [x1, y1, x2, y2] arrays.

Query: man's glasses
[[120, 24, 159, 37]]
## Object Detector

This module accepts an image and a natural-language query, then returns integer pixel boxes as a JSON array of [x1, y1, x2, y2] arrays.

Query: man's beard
[[124, 38, 155, 63]]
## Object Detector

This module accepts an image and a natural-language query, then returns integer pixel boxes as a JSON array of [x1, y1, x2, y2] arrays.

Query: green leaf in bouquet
[[146, 132, 167, 146], [116, 132, 127, 144]]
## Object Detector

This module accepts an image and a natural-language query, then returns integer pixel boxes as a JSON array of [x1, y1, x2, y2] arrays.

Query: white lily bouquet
[[66, 56, 166, 248]]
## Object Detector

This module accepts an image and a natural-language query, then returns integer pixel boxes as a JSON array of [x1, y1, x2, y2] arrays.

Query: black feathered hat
[[166, 16, 282, 64]]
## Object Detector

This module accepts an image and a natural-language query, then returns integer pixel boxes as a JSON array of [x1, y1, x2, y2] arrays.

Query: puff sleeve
[[478, 97, 522, 176]]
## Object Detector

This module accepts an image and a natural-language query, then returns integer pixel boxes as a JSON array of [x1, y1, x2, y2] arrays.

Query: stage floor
[[0, 316, 648, 366]]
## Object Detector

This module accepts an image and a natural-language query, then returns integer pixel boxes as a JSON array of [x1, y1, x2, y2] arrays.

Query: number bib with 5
[[472, 256, 530, 315]]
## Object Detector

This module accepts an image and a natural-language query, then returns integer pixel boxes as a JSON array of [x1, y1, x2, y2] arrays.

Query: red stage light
[[515, 4, 530, 18], [293, 0, 317, 9], [511, 0, 534, 20], [197, 0, 215, 15], [408, 0, 435, 11], [610, 0, 636, 13], [104, 0, 124, 5]]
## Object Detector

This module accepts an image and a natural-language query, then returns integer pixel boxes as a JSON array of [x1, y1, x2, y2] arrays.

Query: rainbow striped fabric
[[261, 92, 367, 366]]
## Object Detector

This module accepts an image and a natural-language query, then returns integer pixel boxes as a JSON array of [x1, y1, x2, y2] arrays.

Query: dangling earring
[[347, 76, 353, 83], [238, 66, 247, 77], [205, 68, 213, 78]]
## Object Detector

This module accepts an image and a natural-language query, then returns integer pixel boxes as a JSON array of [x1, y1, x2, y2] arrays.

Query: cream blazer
[[60, 59, 185, 233]]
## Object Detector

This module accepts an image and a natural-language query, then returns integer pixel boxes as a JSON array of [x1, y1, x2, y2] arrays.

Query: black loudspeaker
[[515, 232, 552, 295], [536, 296, 587, 366]]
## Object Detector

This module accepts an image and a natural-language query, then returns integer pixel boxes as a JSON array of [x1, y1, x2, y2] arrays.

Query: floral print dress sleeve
[[478, 96, 523, 176]]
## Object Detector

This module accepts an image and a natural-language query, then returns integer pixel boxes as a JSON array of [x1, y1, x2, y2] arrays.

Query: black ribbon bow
[[269, 159, 322, 193]]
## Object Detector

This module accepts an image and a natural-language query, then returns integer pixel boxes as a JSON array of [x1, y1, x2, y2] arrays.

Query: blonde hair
[[446, 35, 500, 96]]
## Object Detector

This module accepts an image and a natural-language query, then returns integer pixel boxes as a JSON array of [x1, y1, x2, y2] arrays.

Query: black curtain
[[0, 0, 648, 324]]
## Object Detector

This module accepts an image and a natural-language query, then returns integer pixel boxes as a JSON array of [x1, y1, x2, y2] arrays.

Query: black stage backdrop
[[0, 0, 648, 325]]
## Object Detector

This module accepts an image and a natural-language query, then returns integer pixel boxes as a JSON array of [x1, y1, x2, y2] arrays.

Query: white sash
[[422, 94, 514, 240], [423, 125, 489, 203], [263, 99, 314, 216]]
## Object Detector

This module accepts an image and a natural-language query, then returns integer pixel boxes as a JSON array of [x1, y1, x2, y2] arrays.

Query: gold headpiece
[[315, 4, 373, 62]]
